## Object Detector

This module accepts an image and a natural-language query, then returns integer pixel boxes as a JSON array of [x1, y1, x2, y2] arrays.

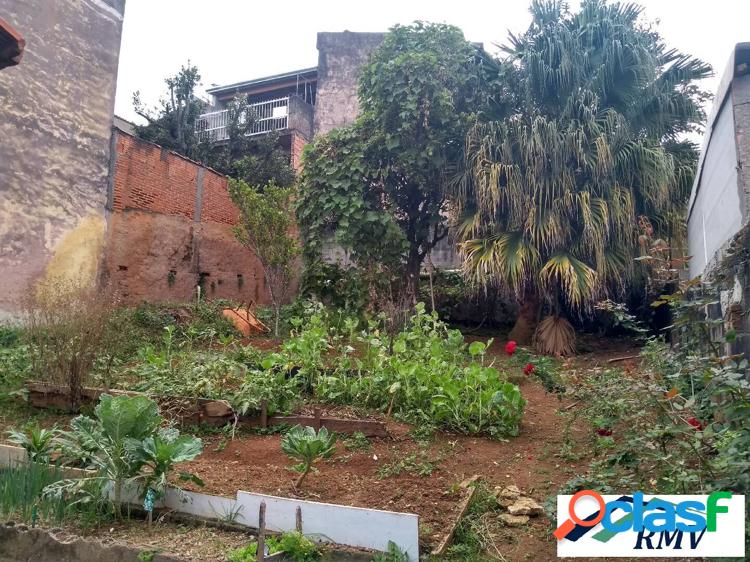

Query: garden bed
[[1, 309, 647, 560], [25, 382, 388, 436]]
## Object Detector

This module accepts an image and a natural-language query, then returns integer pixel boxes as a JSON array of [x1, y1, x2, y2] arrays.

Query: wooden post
[[260, 400, 268, 429], [257, 500, 266, 562], [295, 506, 302, 533], [313, 408, 321, 431]]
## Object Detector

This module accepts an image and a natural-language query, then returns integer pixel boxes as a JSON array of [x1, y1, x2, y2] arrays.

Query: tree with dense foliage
[[455, 0, 711, 353], [229, 180, 300, 335], [297, 22, 494, 303], [133, 62, 206, 157]]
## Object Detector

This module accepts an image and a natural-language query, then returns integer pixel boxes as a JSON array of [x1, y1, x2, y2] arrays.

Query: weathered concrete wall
[[313, 32, 384, 136], [688, 44, 750, 278], [0, 525, 182, 562], [0, 0, 125, 318], [106, 130, 271, 304], [687, 99, 742, 276]]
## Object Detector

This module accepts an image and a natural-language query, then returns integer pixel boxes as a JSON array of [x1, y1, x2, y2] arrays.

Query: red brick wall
[[290, 131, 308, 172], [105, 130, 277, 304]]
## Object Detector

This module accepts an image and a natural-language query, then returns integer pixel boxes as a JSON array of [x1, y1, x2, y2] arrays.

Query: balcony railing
[[197, 96, 289, 142]]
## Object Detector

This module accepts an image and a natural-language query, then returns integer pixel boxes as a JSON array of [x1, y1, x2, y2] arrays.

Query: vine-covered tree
[[133, 62, 205, 157], [229, 180, 299, 336], [298, 22, 493, 304], [456, 0, 711, 353]]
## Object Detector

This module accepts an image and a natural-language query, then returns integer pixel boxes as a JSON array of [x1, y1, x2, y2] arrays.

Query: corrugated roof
[[207, 67, 317, 95]]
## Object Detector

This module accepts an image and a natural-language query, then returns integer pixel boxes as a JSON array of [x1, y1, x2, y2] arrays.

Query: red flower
[[505, 341, 517, 356], [596, 428, 613, 437], [523, 363, 535, 376], [687, 417, 704, 430]]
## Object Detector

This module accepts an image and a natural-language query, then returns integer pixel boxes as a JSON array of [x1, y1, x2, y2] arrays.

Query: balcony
[[197, 95, 312, 142]]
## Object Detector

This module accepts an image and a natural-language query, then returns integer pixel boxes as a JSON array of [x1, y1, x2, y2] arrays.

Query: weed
[[137, 550, 157, 562], [446, 482, 505, 561], [373, 541, 409, 561], [377, 453, 435, 478], [343, 431, 371, 452]]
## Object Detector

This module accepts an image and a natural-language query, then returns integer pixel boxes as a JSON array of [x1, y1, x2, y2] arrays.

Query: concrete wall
[[687, 99, 742, 277], [106, 130, 271, 304], [0, 0, 125, 318], [313, 32, 385, 136], [687, 45, 750, 278]]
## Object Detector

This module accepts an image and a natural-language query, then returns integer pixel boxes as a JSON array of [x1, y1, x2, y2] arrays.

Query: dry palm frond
[[534, 315, 576, 356]]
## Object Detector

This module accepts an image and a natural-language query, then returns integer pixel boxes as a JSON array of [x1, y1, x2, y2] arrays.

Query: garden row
[[105, 302, 560, 438]]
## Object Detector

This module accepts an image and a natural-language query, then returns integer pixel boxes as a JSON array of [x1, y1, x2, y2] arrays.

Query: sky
[[115, 0, 750, 135]]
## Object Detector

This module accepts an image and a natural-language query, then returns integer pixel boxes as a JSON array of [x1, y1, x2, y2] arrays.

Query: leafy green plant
[[372, 541, 409, 562], [6, 423, 58, 464], [0, 343, 32, 389], [343, 431, 370, 452], [227, 540, 279, 562], [127, 427, 204, 500], [281, 425, 337, 490], [275, 531, 320, 561], [0, 461, 107, 529], [137, 550, 157, 562], [46, 394, 202, 515]]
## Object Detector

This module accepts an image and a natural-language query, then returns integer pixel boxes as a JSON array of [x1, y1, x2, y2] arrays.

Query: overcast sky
[[115, 0, 750, 137]]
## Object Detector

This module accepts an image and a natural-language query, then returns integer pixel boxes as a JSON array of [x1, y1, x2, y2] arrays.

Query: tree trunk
[[508, 293, 540, 345], [403, 247, 423, 306], [273, 304, 280, 338]]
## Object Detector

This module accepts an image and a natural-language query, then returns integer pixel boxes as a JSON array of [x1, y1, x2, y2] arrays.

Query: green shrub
[[0, 325, 21, 348], [227, 531, 318, 562], [275, 531, 320, 561], [47, 394, 203, 514], [6, 423, 58, 463]]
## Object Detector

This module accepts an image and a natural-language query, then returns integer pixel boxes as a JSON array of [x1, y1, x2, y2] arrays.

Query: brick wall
[[106, 129, 274, 304], [290, 131, 308, 171]]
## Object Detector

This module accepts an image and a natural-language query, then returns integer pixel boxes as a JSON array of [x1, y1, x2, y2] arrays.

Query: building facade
[[686, 42, 750, 356], [0, 0, 126, 317]]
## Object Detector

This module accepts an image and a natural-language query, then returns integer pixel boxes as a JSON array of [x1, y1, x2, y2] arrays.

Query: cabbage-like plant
[[45, 394, 202, 516], [281, 425, 336, 490], [127, 427, 204, 501], [6, 424, 58, 464]]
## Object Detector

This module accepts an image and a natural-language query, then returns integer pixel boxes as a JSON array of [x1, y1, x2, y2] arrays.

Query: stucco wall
[[313, 31, 384, 136], [0, 0, 125, 318], [106, 130, 271, 304]]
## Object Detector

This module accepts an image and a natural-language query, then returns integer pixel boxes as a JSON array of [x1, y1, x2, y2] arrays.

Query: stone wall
[[105, 130, 271, 305], [313, 31, 385, 136], [0, 0, 126, 318]]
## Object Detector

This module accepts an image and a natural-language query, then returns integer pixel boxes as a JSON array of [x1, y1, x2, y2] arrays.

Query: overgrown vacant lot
[[2, 292, 747, 561], [0, 307, 644, 560]]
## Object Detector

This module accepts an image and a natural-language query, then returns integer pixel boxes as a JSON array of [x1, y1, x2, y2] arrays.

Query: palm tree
[[455, 0, 711, 354]]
